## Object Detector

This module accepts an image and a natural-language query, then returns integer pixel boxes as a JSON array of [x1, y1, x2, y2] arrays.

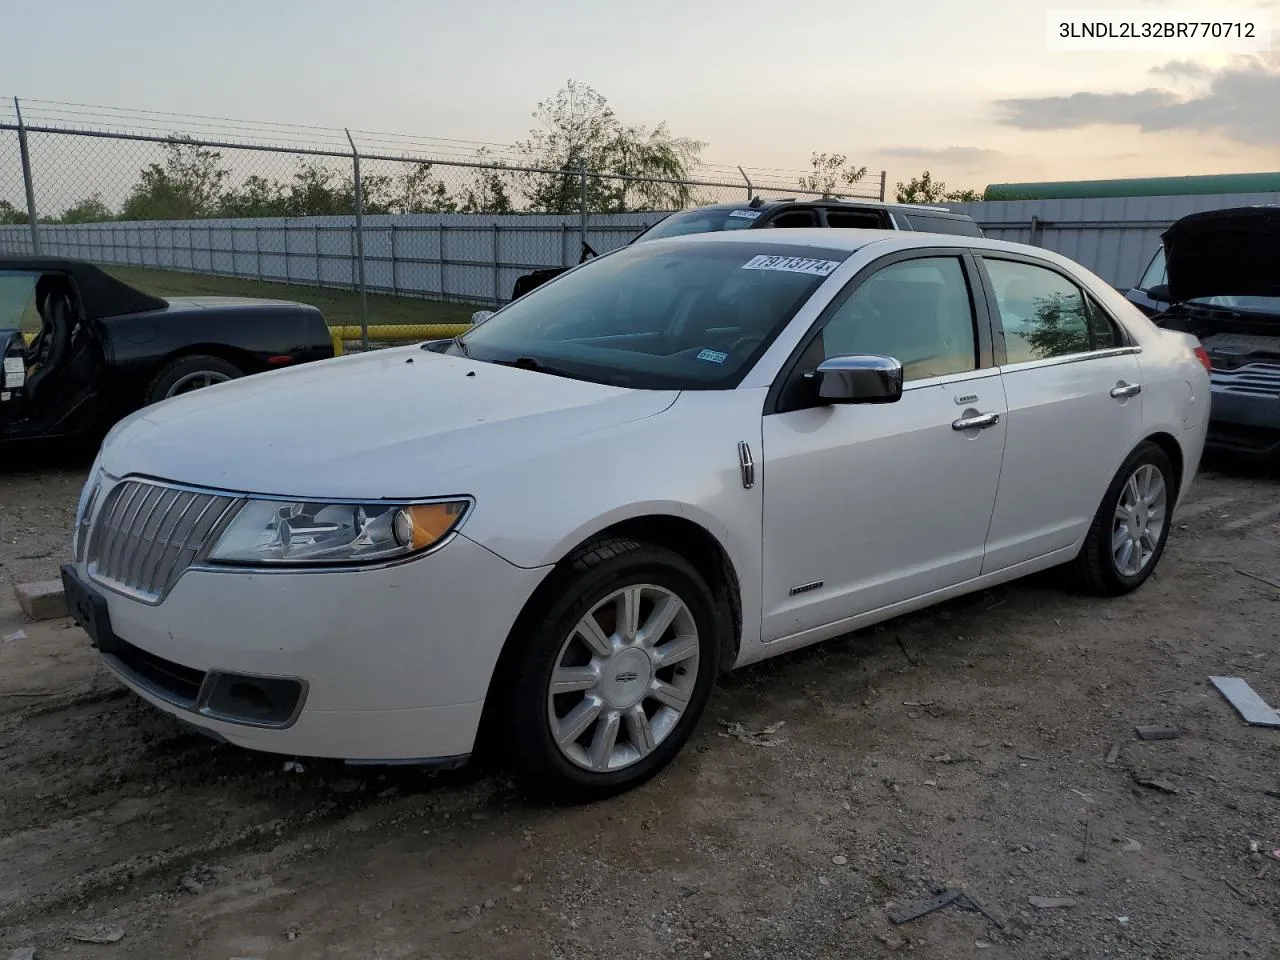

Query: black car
[[1, 257, 334, 450], [1130, 206, 1280, 460], [509, 197, 983, 300]]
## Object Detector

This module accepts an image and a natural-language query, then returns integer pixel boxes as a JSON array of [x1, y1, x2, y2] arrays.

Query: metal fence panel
[[948, 192, 1280, 288]]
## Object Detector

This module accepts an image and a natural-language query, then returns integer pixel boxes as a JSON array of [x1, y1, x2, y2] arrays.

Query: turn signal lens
[[1193, 344, 1212, 374], [393, 501, 469, 550]]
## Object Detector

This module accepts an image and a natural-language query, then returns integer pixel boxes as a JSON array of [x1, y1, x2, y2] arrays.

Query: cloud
[[1149, 59, 1211, 79], [876, 146, 1003, 167], [995, 54, 1280, 146]]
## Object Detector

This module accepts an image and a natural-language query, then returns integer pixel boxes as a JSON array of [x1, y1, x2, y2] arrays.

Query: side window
[[983, 258, 1099, 364], [0, 270, 42, 333], [1137, 247, 1166, 291], [824, 208, 890, 229], [819, 256, 978, 381], [903, 213, 982, 237], [765, 209, 819, 228], [1085, 297, 1125, 349]]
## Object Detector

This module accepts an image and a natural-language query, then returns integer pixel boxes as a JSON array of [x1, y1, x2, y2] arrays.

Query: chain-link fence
[[0, 98, 885, 346]]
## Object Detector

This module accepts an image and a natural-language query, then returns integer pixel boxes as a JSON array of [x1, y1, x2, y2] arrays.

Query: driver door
[[760, 250, 1007, 644]]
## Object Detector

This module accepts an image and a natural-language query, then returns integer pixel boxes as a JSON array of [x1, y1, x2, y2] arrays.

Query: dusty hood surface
[[1162, 206, 1280, 304], [100, 346, 678, 499]]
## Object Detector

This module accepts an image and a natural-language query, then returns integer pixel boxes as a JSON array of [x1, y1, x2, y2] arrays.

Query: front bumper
[[74, 534, 549, 761]]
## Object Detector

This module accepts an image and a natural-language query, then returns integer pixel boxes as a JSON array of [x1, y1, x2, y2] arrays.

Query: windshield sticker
[[728, 209, 762, 220], [742, 254, 841, 277], [697, 348, 729, 364]]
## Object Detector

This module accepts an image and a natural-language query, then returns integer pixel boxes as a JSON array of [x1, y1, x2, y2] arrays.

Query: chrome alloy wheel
[[1112, 463, 1167, 577], [547, 584, 700, 772], [165, 370, 232, 397]]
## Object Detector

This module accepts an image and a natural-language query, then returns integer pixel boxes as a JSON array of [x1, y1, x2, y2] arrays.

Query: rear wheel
[[146, 355, 245, 404], [503, 538, 721, 802], [1073, 441, 1175, 596]]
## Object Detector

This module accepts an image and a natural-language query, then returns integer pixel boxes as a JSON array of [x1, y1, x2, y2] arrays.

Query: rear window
[[902, 213, 983, 237]]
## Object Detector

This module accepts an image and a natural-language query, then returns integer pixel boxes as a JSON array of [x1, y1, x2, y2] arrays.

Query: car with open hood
[[0, 257, 334, 451], [1125, 206, 1280, 459], [63, 228, 1209, 802]]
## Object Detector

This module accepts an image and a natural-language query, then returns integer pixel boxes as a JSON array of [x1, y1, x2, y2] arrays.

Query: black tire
[[502, 537, 721, 803], [1072, 441, 1176, 596], [146, 355, 245, 405]]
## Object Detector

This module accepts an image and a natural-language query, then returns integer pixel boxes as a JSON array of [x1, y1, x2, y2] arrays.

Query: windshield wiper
[[490, 355, 588, 381]]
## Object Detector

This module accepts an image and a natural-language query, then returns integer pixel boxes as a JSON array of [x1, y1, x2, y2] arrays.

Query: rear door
[[976, 254, 1145, 572]]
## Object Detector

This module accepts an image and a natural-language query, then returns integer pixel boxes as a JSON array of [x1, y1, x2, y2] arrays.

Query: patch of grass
[[102, 266, 478, 328]]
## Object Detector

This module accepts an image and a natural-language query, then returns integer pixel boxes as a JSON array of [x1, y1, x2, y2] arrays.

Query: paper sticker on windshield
[[742, 254, 840, 277], [697, 348, 729, 364], [728, 209, 762, 220], [3, 357, 24, 388]]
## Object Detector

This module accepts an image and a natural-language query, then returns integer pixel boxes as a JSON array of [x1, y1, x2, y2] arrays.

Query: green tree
[[58, 194, 114, 223], [0, 199, 28, 225], [389, 162, 458, 213], [516, 80, 704, 213], [799, 152, 868, 197], [121, 139, 230, 220], [220, 175, 289, 217], [457, 149, 514, 214], [280, 162, 349, 216], [894, 169, 982, 204]]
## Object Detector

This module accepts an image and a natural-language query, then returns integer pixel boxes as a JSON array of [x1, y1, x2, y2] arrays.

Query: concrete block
[[15, 580, 67, 621]]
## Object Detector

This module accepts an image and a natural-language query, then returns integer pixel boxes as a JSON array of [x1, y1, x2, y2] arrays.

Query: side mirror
[[470, 310, 495, 327], [810, 354, 903, 405], [1147, 283, 1171, 304]]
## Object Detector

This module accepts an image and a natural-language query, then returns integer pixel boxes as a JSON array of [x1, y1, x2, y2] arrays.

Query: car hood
[[101, 346, 678, 499], [1162, 206, 1280, 303]]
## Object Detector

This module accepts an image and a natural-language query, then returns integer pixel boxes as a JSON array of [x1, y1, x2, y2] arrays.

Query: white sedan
[[62, 229, 1211, 801]]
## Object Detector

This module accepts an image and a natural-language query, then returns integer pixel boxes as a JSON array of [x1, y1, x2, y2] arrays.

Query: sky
[[2, 0, 1278, 193]]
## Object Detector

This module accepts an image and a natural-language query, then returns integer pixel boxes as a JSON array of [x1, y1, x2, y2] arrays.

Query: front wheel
[[503, 538, 721, 803], [1072, 441, 1175, 596]]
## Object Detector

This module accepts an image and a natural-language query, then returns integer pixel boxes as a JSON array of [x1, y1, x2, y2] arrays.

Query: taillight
[[1193, 344, 1212, 373]]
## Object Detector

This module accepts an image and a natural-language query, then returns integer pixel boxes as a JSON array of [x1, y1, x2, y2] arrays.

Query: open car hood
[[1161, 206, 1280, 303]]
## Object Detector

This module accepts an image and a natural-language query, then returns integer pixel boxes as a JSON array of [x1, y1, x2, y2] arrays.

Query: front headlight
[[206, 498, 470, 566]]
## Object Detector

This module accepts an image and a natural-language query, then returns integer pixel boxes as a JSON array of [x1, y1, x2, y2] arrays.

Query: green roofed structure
[[983, 172, 1280, 201]]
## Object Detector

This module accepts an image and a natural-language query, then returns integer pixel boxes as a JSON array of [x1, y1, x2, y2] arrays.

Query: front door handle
[[1110, 382, 1142, 399], [952, 412, 1000, 431]]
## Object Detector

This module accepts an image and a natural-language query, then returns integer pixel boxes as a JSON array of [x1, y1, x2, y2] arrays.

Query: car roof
[[692, 198, 971, 219], [642, 227, 1086, 266], [0, 255, 168, 319]]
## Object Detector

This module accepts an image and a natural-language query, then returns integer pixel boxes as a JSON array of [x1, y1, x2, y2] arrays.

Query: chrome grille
[[86, 479, 238, 603], [1211, 361, 1280, 399]]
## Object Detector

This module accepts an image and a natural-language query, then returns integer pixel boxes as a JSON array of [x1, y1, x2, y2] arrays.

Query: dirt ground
[[2, 454, 1278, 960]]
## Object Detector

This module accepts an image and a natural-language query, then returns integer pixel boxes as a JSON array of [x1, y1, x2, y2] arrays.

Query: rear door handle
[[952, 412, 1000, 431], [1110, 382, 1142, 399]]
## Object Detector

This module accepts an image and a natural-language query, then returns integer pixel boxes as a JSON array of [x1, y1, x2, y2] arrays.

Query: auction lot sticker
[[741, 255, 841, 277]]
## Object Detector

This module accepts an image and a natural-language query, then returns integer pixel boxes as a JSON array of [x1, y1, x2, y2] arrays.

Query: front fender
[[460, 388, 767, 651]]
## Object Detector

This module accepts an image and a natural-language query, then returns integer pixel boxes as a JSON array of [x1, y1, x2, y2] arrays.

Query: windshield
[[452, 240, 848, 389], [635, 207, 763, 241]]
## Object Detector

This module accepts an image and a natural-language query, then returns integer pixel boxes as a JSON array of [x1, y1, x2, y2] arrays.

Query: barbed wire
[[0, 95, 846, 187]]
